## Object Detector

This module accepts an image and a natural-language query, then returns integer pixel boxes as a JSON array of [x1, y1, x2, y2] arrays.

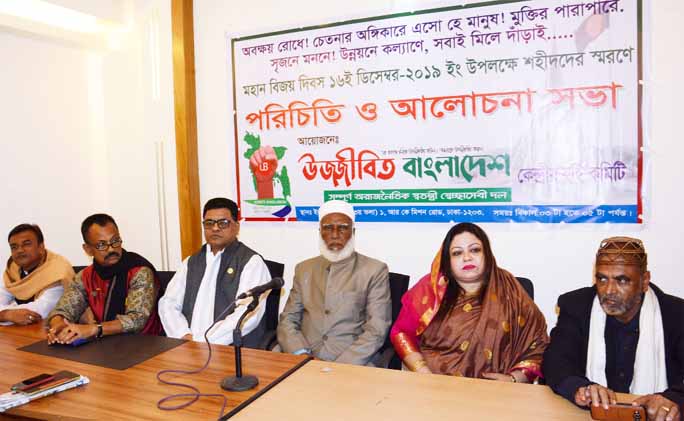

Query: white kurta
[[158, 244, 271, 344], [0, 283, 64, 325]]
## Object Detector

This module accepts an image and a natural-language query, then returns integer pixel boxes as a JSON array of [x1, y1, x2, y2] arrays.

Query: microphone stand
[[220, 296, 260, 392]]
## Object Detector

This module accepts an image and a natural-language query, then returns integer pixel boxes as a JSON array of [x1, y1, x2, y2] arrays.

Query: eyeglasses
[[90, 237, 123, 251], [202, 218, 233, 230], [320, 223, 352, 234]]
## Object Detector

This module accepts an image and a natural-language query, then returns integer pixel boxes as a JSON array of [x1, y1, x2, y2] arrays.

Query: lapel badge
[[227, 267, 234, 275]]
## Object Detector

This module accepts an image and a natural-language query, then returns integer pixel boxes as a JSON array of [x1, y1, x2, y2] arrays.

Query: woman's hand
[[482, 371, 528, 383], [404, 351, 433, 374]]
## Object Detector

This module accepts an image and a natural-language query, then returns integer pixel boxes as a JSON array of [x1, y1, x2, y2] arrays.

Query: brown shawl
[[3, 250, 75, 300]]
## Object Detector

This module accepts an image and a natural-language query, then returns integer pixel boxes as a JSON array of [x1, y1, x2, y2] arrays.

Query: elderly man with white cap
[[277, 200, 391, 366]]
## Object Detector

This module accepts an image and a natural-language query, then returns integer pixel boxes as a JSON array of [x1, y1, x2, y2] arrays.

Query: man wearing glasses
[[277, 200, 391, 366], [46, 214, 162, 344], [158, 198, 271, 346]]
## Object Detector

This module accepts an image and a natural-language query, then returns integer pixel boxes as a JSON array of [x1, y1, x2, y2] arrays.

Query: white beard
[[319, 235, 355, 263]]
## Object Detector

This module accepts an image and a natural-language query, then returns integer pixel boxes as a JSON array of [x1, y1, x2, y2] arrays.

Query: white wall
[[0, 31, 107, 264], [193, 0, 684, 327], [0, 0, 180, 270]]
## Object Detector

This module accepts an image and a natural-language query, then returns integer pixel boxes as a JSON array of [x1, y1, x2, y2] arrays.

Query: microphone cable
[[155, 299, 241, 420]]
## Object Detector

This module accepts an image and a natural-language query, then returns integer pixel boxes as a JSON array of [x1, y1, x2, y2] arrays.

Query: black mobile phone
[[10, 373, 53, 391], [22, 371, 81, 395]]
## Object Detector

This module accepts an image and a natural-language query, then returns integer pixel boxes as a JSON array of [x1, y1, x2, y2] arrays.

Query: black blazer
[[543, 283, 684, 408]]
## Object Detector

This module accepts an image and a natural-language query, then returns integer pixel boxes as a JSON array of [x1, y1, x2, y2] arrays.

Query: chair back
[[384, 271, 410, 370], [388, 272, 410, 324], [156, 271, 175, 299], [515, 277, 534, 300], [263, 260, 285, 332]]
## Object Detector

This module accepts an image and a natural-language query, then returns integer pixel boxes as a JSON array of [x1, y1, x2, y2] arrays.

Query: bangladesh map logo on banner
[[243, 133, 293, 218]]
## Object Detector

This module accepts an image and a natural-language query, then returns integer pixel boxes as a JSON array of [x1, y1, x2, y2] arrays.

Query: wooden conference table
[[0, 323, 308, 420], [230, 360, 633, 421], [1, 324, 633, 420]]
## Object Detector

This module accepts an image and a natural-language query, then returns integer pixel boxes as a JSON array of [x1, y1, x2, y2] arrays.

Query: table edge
[[221, 356, 313, 420]]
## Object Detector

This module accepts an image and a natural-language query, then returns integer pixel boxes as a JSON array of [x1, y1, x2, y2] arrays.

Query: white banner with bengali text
[[231, 0, 644, 223]]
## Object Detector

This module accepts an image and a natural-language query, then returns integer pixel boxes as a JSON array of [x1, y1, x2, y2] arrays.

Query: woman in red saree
[[390, 223, 548, 382]]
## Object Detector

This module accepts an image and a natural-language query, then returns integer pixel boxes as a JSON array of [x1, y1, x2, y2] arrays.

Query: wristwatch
[[96, 324, 103, 339]]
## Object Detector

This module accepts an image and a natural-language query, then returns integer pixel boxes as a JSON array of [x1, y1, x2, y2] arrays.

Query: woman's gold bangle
[[412, 359, 428, 371]]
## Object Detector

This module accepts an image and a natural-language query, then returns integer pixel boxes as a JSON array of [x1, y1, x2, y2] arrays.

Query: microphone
[[221, 277, 283, 392], [237, 277, 284, 300]]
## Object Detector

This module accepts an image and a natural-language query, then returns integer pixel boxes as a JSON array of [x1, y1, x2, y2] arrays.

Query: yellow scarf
[[3, 250, 75, 300]]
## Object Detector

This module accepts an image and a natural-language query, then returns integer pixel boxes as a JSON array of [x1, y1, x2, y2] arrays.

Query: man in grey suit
[[277, 200, 391, 366]]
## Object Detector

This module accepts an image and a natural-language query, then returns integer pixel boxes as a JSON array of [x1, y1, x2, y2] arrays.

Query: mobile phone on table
[[10, 373, 53, 391], [22, 371, 81, 395], [591, 403, 646, 421]]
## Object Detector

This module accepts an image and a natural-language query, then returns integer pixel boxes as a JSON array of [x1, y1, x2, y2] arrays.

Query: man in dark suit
[[544, 237, 683, 421]]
